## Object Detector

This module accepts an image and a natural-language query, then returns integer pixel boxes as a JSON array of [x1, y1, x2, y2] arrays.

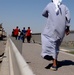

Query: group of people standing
[[12, 26, 32, 43]]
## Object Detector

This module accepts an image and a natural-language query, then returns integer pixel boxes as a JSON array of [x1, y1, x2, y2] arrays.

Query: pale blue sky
[[0, 0, 74, 34]]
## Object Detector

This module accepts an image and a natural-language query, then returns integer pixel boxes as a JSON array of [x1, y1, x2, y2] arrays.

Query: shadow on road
[[58, 60, 74, 68], [45, 60, 74, 69]]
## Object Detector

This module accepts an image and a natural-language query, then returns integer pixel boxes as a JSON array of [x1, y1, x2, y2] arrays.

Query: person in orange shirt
[[14, 26, 19, 40], [26, 27, 32, 43]]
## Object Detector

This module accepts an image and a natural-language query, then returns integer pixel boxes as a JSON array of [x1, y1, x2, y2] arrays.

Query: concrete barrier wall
[[8, 38, 35, 75], [32, 33, 41, 44], [9, 39, 21, 75], [10, 36, 22, 54], [32, 31, 74, 48]]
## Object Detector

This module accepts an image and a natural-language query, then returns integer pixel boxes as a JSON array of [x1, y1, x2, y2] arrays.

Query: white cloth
[[53, 0, 62, 13], [41, 34, 61, 59], [41, 2, 71, 59]]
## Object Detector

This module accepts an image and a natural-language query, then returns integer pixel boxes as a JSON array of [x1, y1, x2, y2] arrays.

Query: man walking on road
[[14, 26, 19, 40], [21, 27, 26, 43], [41, 0, 71, 71]]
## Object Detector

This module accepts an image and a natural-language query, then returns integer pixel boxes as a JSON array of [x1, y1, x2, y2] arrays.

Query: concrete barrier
[[32, 31, 74, 48], [10, 36, 23, 54], [32, 33, 41, 44], [7, 38, 35, 75]]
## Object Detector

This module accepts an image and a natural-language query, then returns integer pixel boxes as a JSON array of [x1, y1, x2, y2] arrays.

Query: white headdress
[[53, 0, 62, 13]]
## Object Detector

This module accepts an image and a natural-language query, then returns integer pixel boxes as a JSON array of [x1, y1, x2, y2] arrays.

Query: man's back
[[42, 2, 71, 39]]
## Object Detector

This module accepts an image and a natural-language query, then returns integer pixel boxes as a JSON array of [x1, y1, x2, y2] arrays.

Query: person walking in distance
[[21, 27, 26, 43], [18, 29, 21, 40], [41, 0, 71, 71], [26, 27, 32, 43], [14, 26, 19, 40]]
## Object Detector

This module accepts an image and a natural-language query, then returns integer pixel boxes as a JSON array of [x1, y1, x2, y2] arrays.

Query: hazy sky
[[0, 0, 74, 34]]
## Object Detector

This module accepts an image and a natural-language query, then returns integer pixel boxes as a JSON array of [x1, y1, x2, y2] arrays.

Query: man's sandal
[[50, 66, 57, 71]]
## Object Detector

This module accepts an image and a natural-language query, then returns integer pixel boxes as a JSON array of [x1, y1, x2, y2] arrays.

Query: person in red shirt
[[26, 27, 32, 43], [14, 26, 19, 40]]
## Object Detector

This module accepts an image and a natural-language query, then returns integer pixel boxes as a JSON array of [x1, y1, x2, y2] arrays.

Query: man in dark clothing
[[21, 27, 26, 43]]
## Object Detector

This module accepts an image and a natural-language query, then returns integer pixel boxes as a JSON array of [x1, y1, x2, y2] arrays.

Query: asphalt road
[[22, 43, 74, 75]]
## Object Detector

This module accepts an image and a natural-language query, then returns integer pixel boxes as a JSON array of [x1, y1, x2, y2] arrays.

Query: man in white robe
[[41, 0, 71, 71]]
